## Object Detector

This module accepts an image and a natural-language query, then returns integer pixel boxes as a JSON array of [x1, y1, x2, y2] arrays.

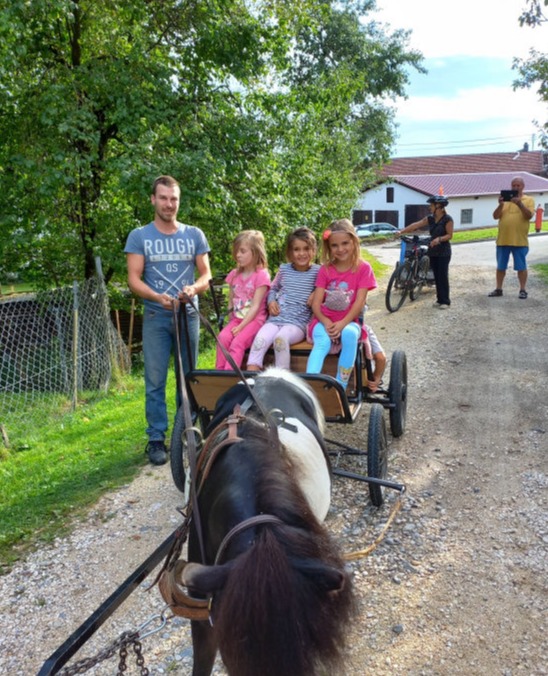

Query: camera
[[501, 189, 518, 201]]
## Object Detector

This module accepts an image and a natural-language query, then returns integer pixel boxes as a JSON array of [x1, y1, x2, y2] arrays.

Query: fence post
[[72, 281, 79, 410], [95, 256, 121, 378]]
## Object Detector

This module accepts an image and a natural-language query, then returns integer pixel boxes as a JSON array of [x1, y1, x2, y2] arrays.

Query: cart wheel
[[170, 406, 203, 496], [367, 403, 388, 507], [388, 350, 407, 438]]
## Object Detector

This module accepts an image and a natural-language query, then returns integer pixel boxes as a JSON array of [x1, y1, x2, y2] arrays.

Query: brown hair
[[151, 175, 180, 195], [232, 230, 268, 271], [285, 227, 317, 261], [320, 218, 361, 269]]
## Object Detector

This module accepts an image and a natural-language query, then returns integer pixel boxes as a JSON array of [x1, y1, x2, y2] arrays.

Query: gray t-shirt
[[124, 221, 210, 310]]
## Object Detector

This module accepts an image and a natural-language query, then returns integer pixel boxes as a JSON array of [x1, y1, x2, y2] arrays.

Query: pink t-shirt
[[308, 260, 377, 338], [226, 267, 271, 322]]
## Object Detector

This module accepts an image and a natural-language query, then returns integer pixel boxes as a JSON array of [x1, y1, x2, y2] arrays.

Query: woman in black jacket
[[398, 195, 454, 308]]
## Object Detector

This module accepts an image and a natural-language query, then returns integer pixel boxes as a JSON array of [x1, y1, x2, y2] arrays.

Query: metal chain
[[55, 609, 170, 675], [56, 631, 140, 675], [116, 639, 149, 675]]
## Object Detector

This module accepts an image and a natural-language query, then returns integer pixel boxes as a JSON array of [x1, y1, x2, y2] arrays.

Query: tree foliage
[[513, 0, 547, 148], [0, 0, 422, 284]]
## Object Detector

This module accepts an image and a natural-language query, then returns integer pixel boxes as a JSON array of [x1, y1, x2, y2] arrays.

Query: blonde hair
[[232, 229, 268, 271], [320, 218, 361, 269], [285, 227, 317, 261]]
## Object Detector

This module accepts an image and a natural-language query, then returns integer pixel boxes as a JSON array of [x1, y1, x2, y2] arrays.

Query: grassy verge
[[0, 340, 225, 571], [534, 263, 548, 283], [0, 374, 149, 570]]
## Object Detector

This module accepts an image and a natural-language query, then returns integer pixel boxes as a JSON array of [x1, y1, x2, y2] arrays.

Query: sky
[[372, 0, 547, 158]]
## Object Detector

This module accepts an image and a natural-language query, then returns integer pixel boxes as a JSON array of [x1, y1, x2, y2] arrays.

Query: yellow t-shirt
[[496, 194, 535, 247]]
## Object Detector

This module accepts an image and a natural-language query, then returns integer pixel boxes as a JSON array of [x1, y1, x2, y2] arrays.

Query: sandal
[[488, 289, 503, 297], [519, 290, 528, 299]]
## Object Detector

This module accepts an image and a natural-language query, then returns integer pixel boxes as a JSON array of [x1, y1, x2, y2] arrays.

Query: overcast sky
[[373, 0, 547, 158]]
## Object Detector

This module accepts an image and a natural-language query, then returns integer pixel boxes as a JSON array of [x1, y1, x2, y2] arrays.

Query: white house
[[353, 171, 548, 231]]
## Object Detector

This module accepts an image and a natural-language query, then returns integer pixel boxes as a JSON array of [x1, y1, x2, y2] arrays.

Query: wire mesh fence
[[0, 277, 131, 429]]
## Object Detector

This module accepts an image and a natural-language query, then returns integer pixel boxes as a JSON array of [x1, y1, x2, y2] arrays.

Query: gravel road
[[0, 256, 546, 675]]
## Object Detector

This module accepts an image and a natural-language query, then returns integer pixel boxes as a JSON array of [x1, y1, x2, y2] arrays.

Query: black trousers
[[429, 254, 451, 305]]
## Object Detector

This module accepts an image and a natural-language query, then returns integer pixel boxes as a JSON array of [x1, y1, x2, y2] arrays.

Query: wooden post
[[72, 281, 79, 410], [0, 424, 10, 449], [128, 297, 135, 354]]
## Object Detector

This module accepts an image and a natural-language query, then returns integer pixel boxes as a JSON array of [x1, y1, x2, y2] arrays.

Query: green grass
[[0, 347, 224, 571], [534, 263, 548, 283], [361, 249, 390, 278], [0, 375, 148, 569], [0, 281, 35, 298], [451, 227, 499, 242]]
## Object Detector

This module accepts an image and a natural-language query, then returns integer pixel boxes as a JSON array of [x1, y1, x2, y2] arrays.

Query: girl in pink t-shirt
[[216, 230, 271, 369], [307, 219, 377, 389]]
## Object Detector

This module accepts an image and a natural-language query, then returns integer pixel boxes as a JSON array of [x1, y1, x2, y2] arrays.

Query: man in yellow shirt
[[488, 177, 535, 299]]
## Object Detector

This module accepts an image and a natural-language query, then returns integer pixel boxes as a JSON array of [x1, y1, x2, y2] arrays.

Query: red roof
[[382, 151, 548, 178], [394, 171, 548, 198]]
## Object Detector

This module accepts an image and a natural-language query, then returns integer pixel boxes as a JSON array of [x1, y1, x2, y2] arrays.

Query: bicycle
[[385, 235, 431, 313]]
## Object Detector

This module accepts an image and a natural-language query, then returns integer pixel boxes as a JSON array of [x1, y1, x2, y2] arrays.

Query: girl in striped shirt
[[247, 228, 320, 371]]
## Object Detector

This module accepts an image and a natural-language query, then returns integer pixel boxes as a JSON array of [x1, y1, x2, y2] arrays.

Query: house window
[[386, 187, 394, 203], [461, 208, 473, 225]]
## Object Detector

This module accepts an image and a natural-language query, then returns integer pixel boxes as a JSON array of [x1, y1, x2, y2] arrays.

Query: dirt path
[[341, 263, 547, 675], [0, 261, 546, 675]]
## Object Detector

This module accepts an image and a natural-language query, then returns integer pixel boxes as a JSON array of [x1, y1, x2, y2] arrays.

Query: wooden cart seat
[[186, 370, 361, 424]]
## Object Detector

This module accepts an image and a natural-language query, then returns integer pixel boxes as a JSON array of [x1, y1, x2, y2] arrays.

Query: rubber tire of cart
[[170, 405, 204, 498], [388, 350, 407, 438], [367, 403, 388, 507]]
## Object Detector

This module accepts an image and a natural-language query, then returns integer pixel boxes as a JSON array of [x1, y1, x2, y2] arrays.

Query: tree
[[513, 0, 547, 148], [0, 0, 422, 285]]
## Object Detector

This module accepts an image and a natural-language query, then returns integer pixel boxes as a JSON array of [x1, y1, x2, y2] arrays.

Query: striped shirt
[[266, 263, 321, 331]]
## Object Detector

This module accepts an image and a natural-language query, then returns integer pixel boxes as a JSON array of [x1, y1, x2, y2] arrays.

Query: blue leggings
[[306, 322, 361, 389]]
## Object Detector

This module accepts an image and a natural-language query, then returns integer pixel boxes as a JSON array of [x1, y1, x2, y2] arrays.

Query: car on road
[[355, 222, 400, 239]]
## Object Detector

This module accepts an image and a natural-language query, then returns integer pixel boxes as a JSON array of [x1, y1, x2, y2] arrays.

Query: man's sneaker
[[146, 440, 168, 466]]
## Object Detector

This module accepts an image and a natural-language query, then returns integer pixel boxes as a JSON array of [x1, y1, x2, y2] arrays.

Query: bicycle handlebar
[[399, 234, 431, 245]]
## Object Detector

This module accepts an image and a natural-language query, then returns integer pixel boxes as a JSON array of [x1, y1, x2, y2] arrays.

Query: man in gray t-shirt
[[125, 175, 211, 465]]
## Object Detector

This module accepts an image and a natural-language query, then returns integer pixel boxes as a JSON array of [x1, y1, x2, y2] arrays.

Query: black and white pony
[[177, 367, 355, 676]]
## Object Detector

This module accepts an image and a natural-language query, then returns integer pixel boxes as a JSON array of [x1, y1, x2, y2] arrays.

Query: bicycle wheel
[[409, 260, 425, 300], [385, 261, 412, 312]]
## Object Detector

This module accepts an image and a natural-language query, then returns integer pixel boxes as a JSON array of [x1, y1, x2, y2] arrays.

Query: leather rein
[[157, 407, 283, 621], [156, 298, 283, 621]]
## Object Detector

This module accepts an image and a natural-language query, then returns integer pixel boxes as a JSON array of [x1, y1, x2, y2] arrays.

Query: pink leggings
[[215, 317, 266, 370], [247, 323, 305, 370]]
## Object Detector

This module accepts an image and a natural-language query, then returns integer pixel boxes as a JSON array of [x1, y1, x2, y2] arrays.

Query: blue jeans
[[142, 305, 199, 441]]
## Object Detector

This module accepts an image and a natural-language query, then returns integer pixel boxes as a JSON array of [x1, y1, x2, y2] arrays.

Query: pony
[[178, 367, 355, 676]]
